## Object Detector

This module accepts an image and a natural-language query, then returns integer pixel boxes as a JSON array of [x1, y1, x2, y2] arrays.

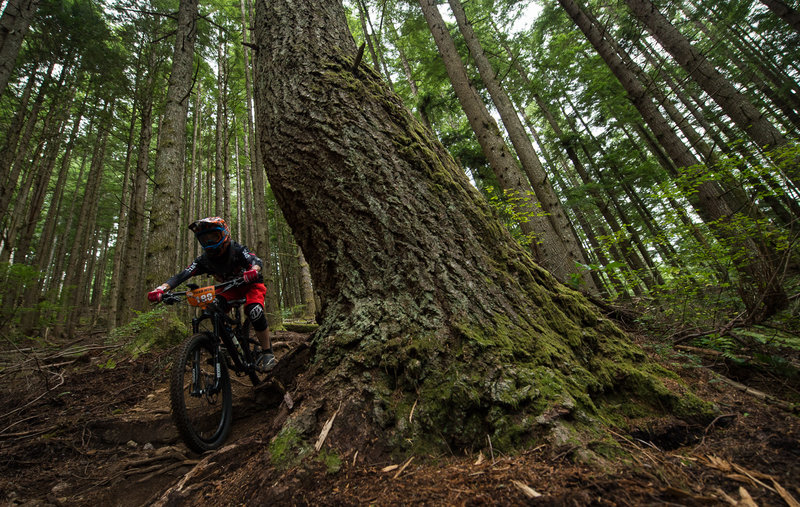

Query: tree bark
[[253, 0, 713, 454], [0, 0, 39, 96]]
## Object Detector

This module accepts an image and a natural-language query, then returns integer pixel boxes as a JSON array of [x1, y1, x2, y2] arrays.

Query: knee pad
[[246, 303, 268, 331]]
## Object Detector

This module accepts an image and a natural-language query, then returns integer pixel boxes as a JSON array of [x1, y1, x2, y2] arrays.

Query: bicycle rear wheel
[[170, 332, 232, 453]]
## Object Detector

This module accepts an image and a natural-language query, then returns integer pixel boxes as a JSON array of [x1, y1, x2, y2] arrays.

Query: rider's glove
[[243, 268, 259, 283], [147, 288, 164, 302]]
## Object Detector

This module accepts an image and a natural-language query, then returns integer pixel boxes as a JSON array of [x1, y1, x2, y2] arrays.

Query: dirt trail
[[1, 331, 799, 506]]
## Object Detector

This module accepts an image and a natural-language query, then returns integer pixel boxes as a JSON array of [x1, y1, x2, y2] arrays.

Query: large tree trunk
[[253, 0, 712, 454]]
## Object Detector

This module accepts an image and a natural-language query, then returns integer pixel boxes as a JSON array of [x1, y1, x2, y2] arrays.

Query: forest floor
[[1, 326, 799, 506]]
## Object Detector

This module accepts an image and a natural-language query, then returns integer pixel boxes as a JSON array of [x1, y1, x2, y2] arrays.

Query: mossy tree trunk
[[253, 0, 713, 455]]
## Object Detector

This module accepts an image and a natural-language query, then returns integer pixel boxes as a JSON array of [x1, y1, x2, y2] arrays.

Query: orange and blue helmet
[[189, 217, 231, 257]]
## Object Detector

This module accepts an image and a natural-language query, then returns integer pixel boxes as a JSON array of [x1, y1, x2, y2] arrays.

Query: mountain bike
[[160, 277, 266, 453]]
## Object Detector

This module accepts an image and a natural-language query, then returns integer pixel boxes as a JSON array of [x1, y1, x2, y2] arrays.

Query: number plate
[[186, 286, 216, 308]]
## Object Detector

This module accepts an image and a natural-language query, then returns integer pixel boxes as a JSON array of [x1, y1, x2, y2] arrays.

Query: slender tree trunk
[[0, 62, 36, 209], [542, 94, 659, 290], [0, 60, 53, 223], [146, 0, 198, 290], [187, 81, 201, 261], [242, 0, 281, 328], [63, 101, 115, 336], [15, 87, 74, 264], [20, 94, 86, 335], [109, 58, 144, 327], [233, 117, 243, 240], [449, 1, 594, 290], [759, 0, 800, 33], [418, 0, 567, 276], [297, 245, 315, 320], [215, 27, 225, 217], [624, 0, 796, 186], [561, 0, 787, 318], [355, 0, 382, 78], [121, 60, 158, 323]]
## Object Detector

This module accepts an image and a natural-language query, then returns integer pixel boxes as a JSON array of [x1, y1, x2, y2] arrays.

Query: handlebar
[[161, 277, 247, 306]]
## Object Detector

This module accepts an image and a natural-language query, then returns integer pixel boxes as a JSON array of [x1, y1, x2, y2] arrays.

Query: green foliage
[[107, 306, 188, 357], [484, 186, 547, 247], [97, 357, 117, 370]]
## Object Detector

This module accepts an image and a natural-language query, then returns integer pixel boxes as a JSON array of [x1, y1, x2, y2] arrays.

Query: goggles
[[196, 227, 226, 249]]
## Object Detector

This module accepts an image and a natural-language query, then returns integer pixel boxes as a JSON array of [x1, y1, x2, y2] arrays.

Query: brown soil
[[1, 330, 798, 506]]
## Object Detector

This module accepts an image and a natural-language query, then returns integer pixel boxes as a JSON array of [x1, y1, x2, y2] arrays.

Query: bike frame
[[191, 299, 255, 375], [165, 278, 261, 388]]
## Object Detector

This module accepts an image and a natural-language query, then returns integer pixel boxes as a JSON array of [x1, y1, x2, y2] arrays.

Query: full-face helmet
[[189, 217, 231, 258]]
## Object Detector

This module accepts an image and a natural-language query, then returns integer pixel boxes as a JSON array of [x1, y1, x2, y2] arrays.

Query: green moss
[[284, 322, 319, 333], [108, 306, 187, 357], [269, 427, 311, 470], [317, 448, 342, 474]]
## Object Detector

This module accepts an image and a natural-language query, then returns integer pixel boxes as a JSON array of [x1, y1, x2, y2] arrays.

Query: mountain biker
[[147, 217, 276, 372]]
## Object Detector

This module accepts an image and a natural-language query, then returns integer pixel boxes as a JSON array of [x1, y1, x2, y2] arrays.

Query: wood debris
[[314, 404, 340, 452], [512, 480, 542, 498], [700, 455, 800, 507], [409, 398, 418, 423], [393, 457, 414, 479]]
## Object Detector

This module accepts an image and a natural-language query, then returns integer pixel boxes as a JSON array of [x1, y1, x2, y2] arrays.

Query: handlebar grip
[[162, 295, 180, 305]]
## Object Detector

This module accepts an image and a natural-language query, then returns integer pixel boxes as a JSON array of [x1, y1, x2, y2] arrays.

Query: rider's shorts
[[217, 282, 267, 308]]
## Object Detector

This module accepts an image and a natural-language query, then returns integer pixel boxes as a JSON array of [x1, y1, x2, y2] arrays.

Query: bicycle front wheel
[[170, 332, 233, 453]]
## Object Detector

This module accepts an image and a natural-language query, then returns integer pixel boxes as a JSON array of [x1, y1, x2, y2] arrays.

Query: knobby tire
[[170, 332, 232, 453]]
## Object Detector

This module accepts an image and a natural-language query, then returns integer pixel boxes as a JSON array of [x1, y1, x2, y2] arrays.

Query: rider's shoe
[[256, 352, 276, 373]]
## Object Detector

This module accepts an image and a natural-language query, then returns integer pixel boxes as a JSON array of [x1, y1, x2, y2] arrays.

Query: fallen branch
[[393, 456, 414, 479], [512, 480, 542, 499], [0, 373, 65, 420], [0, 424, 59, 440], [713, 373, 798, 413]]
